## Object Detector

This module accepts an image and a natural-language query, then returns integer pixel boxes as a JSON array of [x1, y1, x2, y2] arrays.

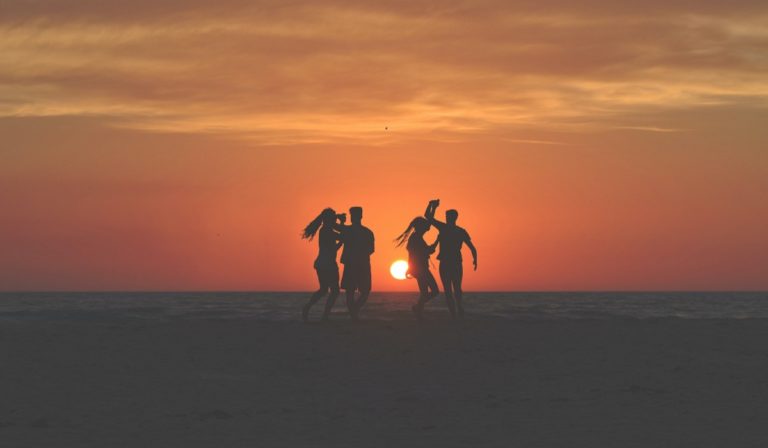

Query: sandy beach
[[2, 317, 768, 447]]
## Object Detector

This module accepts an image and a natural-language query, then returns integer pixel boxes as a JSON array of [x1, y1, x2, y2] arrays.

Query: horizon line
[[1, 290, 766, 294]]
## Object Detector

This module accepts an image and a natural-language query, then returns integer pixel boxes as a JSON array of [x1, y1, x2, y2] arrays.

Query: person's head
[[446, 209, 458, 225], [301, 207, 336, 241], [394, 217, 431, 247], [349, 206, 363, 224], [321, 208, 337, 226], [413, 217, 430, 234]]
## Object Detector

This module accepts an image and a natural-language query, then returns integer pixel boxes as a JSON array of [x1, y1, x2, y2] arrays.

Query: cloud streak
[[2, 1, 767, 143]]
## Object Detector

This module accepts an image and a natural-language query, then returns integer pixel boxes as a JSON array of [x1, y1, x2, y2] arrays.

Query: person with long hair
[[301, 208, 344, 322], [394, 216, 440, 320]]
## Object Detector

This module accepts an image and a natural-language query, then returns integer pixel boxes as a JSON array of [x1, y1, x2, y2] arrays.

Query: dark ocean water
[[1, 291, 767, 322]]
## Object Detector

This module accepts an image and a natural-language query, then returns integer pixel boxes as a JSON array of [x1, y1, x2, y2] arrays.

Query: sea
[[1, 291, 767, 322]]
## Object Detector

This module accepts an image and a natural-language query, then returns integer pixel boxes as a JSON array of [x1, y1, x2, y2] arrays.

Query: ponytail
[[394, 218, 418, 247], [301, 208, 334, 241]]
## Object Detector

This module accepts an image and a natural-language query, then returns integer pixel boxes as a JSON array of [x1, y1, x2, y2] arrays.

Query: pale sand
[[2, 318, 768, 447]]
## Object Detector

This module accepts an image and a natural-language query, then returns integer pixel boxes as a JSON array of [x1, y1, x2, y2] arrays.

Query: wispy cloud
[[2, 1, 767, 143]]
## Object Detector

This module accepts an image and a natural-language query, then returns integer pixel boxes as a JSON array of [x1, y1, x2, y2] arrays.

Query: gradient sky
[[2, 0, 767, 291]]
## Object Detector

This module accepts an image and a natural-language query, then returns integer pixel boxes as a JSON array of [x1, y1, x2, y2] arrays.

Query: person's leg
[[425, 271, 440, 301], [439, 263, 456, 319], [353, 265, 372, 318], [346, 288, 357, 320], [412, 276, 429, 321], [322, 286, 339, 321], [303, 285, 328, 322], [341, 264, 358, 320], [321, 266, 340, 321], [454, 263, 465, 318], [355, 289, 370, 317]]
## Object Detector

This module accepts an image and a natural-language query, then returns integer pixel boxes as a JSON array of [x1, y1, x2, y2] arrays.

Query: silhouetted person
[[301, 208, 344, 322], [395, 217, 439, 321], [336, 206, 375, 320], [425, 199, 477, 318]]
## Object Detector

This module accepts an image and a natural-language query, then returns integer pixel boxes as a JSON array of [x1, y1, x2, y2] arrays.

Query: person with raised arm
[[394, 217, 439, 321], [425, 199, 478, 318]]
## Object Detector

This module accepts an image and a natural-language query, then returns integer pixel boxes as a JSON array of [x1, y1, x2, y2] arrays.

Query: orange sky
[[1, 1, 767, 291]]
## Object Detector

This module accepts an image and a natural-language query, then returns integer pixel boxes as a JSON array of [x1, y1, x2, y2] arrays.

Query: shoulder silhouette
[[424, 199, 477, 318]]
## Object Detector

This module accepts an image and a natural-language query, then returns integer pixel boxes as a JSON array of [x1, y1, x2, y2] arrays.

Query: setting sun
[[390, 260, 409, 280]]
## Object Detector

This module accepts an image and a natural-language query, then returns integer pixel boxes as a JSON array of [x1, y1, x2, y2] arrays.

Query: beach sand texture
[[2, 318, 768, 447]]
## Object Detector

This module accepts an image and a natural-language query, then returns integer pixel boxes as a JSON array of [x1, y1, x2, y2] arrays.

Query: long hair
[[394, 217, 428, 247], [301, 208, 335, 241]]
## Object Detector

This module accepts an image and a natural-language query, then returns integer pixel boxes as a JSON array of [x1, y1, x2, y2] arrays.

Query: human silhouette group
[[301, 200, 477, 322]]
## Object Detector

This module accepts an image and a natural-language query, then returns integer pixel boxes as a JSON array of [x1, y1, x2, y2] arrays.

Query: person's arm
[[428, 236, 439, 254], [368, 231, 375, 255], [332, 213, 347, 233], [334, 231, 343, 250], [424, 199, 446, 230], [464, 232, 478, 271], [424, 200, 436, 219]]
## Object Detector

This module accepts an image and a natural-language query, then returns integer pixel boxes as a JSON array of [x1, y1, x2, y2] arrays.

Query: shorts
[[439, 261, 463, 284], [341, 263, 372, 292], [315, 264, 339, 289]]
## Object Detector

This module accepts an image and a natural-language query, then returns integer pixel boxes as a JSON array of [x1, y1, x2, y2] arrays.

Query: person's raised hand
[[337, 213, 347, 224]]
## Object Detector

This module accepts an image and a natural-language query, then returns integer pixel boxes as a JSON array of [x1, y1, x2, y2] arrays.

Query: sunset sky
[[2, 0, 767, 291]]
